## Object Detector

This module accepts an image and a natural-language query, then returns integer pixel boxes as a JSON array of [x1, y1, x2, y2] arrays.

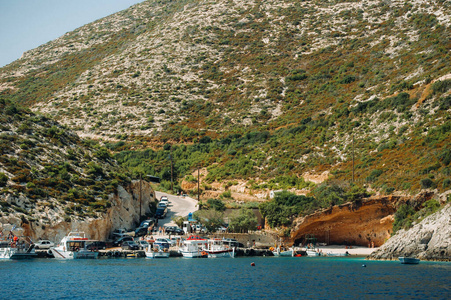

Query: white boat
[[0, 240, 37, 259], [205, 238, 235, 258], [179, 236, 208, 258], [50, 231, 98, 259], [326, 251, 349, 257], [145, 244, 170, 258], [271, 246, 294, 257], [399, 257, 420, 264]]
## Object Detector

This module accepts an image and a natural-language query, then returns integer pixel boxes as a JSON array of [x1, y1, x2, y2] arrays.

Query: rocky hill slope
[[0, 1, 450, 213], [0, 100, 156, 239], [368, 203, 451, 261]]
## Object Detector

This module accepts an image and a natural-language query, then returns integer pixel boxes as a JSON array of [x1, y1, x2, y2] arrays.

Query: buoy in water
[[362, 264, 367, 267], [251, 262, 255, 266]]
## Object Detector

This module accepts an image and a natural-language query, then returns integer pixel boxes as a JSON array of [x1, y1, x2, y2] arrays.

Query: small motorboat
[[145, 244, 170, 258], [205, 238, 235, 258], [399, 257, 420, 264]]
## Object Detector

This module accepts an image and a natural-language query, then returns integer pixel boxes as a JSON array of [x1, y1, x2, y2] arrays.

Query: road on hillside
[[154, 191, 198, 228]]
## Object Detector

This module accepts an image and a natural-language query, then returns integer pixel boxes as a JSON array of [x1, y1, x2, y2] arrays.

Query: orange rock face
[[290, 196, 411, 247]]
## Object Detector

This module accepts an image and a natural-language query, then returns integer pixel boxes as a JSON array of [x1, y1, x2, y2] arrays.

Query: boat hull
[[51, 248, 98, 259], [145, 251, 170, 258], [180, 251, 208, 258], [272, 250, 294, 257], [399, 257, 420, 264], [207, 249, 235, 258], [306, 250, 320, 257], [0, 248, 16, 259]]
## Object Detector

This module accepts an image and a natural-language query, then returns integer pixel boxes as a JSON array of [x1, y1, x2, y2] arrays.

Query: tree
[[228, 209, 257, 233], [193, 209, 224, 233], [206, 198, 225, 211]]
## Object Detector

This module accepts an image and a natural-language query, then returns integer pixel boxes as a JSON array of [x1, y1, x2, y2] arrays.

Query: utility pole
[[352, 134, 355, 184], [197, 165, 200, 202], [170, 145, 173, 191], [139, 173, 142, 221]]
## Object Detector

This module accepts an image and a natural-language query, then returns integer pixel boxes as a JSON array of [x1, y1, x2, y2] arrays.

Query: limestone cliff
[[287, 191, 436, 247], [0, 180, 156, 242], [368, 204, 451, 261]]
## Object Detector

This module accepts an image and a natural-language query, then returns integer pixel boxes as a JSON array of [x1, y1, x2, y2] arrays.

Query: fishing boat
[[399, 257, 420, 264], [270, 246, 294, 257], [50, 231, 98, 259], [305, 248, 321, 256], [179, 235, 208, 258], [204, 238, 235, 258], [145, 243, 170, 258]]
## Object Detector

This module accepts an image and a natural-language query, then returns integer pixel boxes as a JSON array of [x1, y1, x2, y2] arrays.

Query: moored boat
[[271, 246, 294, 257], [0, 239, 37, 259], [399, 257, 420, 264], [179, 236, 208, 258], [50, 231, 98, 259], [205, 238, 235, 258], [326, 251, 349, 257], [145, 244, 170, 258]]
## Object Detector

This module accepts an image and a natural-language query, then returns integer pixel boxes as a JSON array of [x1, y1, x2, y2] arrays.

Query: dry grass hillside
[[1, 0, 450, 197]]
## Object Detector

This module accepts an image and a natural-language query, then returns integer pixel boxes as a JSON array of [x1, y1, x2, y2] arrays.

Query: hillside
[[0, 99, 131, 224], [0, 0, 450, 196]]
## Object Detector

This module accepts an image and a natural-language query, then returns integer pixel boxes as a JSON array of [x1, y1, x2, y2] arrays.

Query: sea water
[[0, 256, 449, 299]]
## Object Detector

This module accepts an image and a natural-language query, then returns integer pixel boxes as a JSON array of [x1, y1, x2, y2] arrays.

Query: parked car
[[155, 207, 167, 218], [165, 226, 184, 235], [121, 241, 139, 250], [135, 226, 150, 237], [34, 240, 54, 249], [112, 228, 129, 238], [160, 198, 169, 205], [195, 224, 207, 233], [140, 219, 155, 227], [157, 202, 168, 208], [86, 241, 106, 251], [217, 225, 228, 233], [137, 240, 149, 250], [160, 196, 168, 201], [113, 235, 133, 247]]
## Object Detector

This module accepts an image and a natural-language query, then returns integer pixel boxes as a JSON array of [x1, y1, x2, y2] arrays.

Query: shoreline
[[315, 245, 378, 256]]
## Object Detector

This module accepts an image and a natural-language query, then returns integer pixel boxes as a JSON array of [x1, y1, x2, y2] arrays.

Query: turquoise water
[[0, 256, 449, 299]]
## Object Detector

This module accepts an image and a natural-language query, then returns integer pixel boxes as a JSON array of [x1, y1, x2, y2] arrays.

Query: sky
[[0, 0, 145, 68]]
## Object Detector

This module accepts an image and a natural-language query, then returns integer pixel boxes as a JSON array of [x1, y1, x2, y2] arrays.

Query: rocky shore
[[368, 204, 451, 261]]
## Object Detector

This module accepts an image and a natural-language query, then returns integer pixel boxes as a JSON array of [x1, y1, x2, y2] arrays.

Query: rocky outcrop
[[368, 204, 451, 261], [288, 196, 402, 247], [0, 180, 156, 242], [287, 191, 437, 247]]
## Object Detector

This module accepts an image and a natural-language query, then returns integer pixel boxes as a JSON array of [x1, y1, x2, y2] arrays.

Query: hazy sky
[[0, 0, 145, 68]]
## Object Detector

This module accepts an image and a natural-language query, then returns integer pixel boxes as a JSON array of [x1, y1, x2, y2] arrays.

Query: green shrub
[[432, 79, 451, 94], [221, 190, 232, 198], [0, 173, 8, 186], [420, 178, 434, 189], [393, 204, 415, 234], [442, 178, 451, 189]]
